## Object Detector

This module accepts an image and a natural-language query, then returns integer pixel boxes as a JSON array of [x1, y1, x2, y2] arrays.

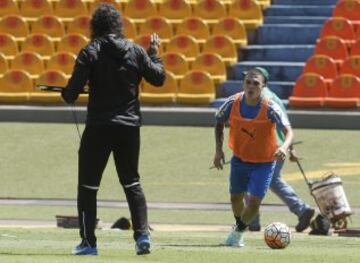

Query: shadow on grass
[[160, 243, 226, 248], [0, 252, 72, 256]]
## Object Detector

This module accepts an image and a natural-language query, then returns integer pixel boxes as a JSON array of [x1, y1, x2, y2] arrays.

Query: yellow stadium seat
[[123, 16, 137, 40], [192, 52, 226, 83], [67, 15, 91, 38], [0, 15, 29, 41], [0, 69, 32, 103], [176, 17, 210, 44], [166, 35, 200, 61], [11, 51, 45, 77], [203, 34, 237, 64], [57, 34, 89, 55], [30, 69, 69, 103], [176, 70, 215, 105], [22, 33, 55, 58], [0, 52, 9, 76], [192, 0, 226, 25], [88, 0, 122, 14], [157, 0, 192, 24], [160, 52, 189, 77], [31, 15, 66, 40], [47, 51, 76, 75], [123, 0, 157, 23], [0, 33, 19, 59], [140, 71, 177, 104], [20, 0, 53, 19], [228, 0, 263, 30], [0, 0, 19, 17], [54, 0, 88, 21], [139, 16, 173, 43], [212, 17, 247, 47], [134, 34, 165, 54]]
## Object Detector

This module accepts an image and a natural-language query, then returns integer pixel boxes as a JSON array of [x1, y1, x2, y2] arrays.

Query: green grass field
[[0, 123, 360, 262]]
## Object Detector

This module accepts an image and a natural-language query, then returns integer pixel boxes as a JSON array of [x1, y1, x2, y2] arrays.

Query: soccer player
[[249, 87, 315, 233], [213, 67, 293, 247], [61, 4, 165, 255]]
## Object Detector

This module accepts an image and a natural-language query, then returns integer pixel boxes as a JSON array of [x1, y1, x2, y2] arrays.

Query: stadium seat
[[228, 0, 263, 30], [22, 34, 55, 58], [47, 51, 76, 75], [0, 52, 9, 76], [166, 35, 199, 61], [176, 17, 210, 44], [0, 69, 32, 103], [66, 15, 90, 38], [88, 0, 122, 14], [212, 17, 247, 47], [333, 0, 360, 25], [157, 0, 192, 24], [122, 16, 137, 40], [288, 73, 327, 108], [324, 74, 360, 108], [176, 70, 215, 105], [350, 39, 360, 56], [139, 16, 173, 43], [11, 51, 45, 77], [0, 33, 19, 59], [123, 0, 157, 23], [320, 17, 356, 45], [203, 34, 237, 64], [140, 71, 177, 104], [57, 34, 89, 55], [30, 69, 69, 103], [20, 0, 54, 19], [0, 0, 19, 17], [192, 0, 226, 25], [192, 52, 226, 83], [339, 56, 360, 76], [315, 36, 349, 65], [31, 15, 66, 40], [302, 55, 338, 84], [0, 15, 29, 41], [54, 0, 88, 21], [160, 52, 189, 77], [134, 34, 164, 54]]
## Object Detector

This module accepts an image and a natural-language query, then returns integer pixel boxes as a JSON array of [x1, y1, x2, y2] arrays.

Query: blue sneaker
[[72, 241, 98, 255], [225, 228, 245, 247], [135, 234, 151, 255]]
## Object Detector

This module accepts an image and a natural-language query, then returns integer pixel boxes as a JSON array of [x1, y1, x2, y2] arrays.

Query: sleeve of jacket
[[61, 48, 91, 104], [138, 47, 166, 87]]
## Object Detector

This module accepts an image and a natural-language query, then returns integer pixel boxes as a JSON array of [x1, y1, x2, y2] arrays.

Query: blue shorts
[[229, 156, 276, 199]]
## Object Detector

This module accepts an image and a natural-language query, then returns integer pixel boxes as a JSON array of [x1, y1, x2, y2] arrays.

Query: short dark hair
[[90, 3, 124, 40]]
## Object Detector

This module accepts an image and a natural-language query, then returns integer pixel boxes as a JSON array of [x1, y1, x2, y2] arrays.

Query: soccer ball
[[264, 222, 291, 249]]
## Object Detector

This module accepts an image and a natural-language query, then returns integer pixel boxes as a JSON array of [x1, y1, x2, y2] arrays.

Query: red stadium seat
[[302, 55, 338, 84], [315, 36, 349, 65], [333, 0, 360, 25], [320, 17, 356, 45], [339, 55, 360, 76], [350, 39, 360, 56]]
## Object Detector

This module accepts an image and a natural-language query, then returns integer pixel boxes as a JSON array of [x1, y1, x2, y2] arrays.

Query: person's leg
[[76, 126, 111, 252]]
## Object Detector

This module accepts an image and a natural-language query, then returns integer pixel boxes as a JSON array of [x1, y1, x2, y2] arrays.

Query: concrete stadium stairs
[[212, 0, 339, 107]]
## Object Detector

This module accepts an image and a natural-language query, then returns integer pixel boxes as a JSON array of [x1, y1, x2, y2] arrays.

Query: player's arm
[[275, 125, 294, 160]]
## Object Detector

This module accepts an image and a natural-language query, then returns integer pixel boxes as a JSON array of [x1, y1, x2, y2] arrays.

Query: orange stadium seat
[[123, 0, 157, 23], [315, 36, 349, 65], [88, 0, 121, 14], [67, 15, 90, 38], [203, 34, 237, 64], [139, 16, 173, 43], [20, 0, 54, 19], [166, 35, 200, 61], [288, 73, 327, 108], [228, 0, 263, 30], [0, 0, 19, 16], [47, 51, 76, 75], [22, 34, 55, 58], [30, 70, 69, 103], [54, 0, 88, 20], [350, 39, 360, 56], [160, 52, 189, 77], [157, 0, 192, 24], [11, 51, 45, 77], [324, 74, 360, 108], [176, 17, 210, 44], [192, 0, 226, 25], [0, 33, 19, 59], [192, 52, 226, 83], [140, 71, 177, 104], [320, 17, 356, 45], [212, 17, 248, 47], [339, 56, 360, 76], [31, 15, 66, 40], [133, 34, 164, 54], [333, 0, 360, 25], [0, 15, 29, 41], [302, 55, 338, 84], [176, 70, 215, 104], [57, 34, 89, 55], [0, 52, 9, 76], [0, 70, 32, 103]]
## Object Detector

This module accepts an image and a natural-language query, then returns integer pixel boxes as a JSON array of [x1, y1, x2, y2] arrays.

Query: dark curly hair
[[90, 3, 124, 40]]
